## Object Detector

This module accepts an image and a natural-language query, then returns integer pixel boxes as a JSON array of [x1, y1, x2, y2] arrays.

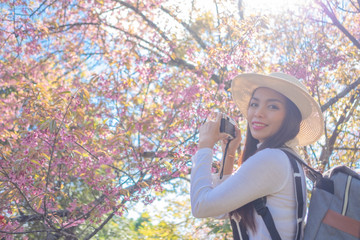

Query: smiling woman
[[247, 88, 287, 143], [191, 72, 324, 240]]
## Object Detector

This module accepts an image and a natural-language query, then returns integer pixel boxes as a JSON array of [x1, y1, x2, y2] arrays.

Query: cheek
[[246, 115, 252, 123], [274, 112, 286, 128], [246, 108, 253, 120]]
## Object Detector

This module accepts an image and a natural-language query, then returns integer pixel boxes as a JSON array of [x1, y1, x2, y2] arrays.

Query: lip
[[252, 121, 267, 130]]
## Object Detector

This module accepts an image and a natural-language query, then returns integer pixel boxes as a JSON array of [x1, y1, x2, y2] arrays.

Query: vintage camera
[[219, 113, 237, 140]]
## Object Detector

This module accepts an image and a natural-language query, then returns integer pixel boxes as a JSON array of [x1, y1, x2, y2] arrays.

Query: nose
[[254, 105, 265, 118]]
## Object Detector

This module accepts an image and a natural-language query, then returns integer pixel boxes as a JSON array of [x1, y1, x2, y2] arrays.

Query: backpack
[[247, 150, 360, 240], [303, 164, 360, 239]]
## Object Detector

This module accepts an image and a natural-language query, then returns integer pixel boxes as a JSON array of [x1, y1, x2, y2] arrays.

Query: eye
[[249, 102, 258, 108], [268, 104, 280, 110]]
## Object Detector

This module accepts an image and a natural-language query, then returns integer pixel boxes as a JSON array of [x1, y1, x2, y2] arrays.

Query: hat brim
[[231, 73, 324, 146]]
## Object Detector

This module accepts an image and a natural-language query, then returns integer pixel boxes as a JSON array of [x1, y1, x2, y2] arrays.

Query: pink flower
[[0, 215, 6, 226]]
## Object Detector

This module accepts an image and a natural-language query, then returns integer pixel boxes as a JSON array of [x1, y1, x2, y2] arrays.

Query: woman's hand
[[221, 127, 242, 154], [198, 113, 241, 150], [198, 114, 223, 149], [220, 124, 242, 175]]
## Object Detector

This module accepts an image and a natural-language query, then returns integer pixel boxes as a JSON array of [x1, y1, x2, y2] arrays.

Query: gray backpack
[[248, 150, 360, 240], [303, 164, 360, 239]]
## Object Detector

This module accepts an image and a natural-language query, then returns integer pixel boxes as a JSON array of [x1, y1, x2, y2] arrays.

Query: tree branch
[[9, 170, 184, 239], [43, 90, 78, 222], [160, 6, 207, 49], [317, 0, 360, 49], [321, 77, 360, 112], [333, 147, 360, 151], [118, 1, 171, 43], [103, 23, 166, 56], [48, 22, 100, 34], [320, 94, 358, 169]]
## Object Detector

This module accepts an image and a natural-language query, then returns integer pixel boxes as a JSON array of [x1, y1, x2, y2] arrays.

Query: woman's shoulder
[[250, 148, 291, 169], [256, 148, 289, 159], [241, 148, 293, 190]]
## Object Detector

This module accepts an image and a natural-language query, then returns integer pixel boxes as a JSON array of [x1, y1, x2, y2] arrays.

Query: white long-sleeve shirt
[[190, 147, 306, 239]]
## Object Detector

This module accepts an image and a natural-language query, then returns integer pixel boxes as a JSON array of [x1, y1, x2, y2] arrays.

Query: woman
[[190, 72, 324, 239]]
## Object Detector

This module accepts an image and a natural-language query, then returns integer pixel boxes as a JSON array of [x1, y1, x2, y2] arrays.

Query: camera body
[[219, 113, 237, 140]]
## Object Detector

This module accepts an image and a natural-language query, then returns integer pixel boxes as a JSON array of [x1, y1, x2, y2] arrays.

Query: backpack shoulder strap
[[281, 150, 306, 240], [253, 197, 282, 240], [251, 149, 306, 240], [280, 147, 323, 183]]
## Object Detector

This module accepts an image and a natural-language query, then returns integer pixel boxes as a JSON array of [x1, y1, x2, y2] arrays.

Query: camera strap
[[220, 140, 232, 179]]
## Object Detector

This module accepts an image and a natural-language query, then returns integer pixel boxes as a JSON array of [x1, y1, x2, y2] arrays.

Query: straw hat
[[231, 72, 324, 146]]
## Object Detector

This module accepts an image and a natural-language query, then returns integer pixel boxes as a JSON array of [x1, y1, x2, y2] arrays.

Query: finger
[[233, 128, 242, 143], [234, 127, 241, 136], [215, 112, 222, 126], [219, 132, 229, 140]]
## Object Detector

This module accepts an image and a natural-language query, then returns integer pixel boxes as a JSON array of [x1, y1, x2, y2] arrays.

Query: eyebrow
[[250, 97, 285, 104]]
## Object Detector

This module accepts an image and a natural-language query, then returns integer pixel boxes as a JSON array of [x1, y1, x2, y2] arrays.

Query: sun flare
[[242, 0, 311, 14], [193, 0, 312, 16]]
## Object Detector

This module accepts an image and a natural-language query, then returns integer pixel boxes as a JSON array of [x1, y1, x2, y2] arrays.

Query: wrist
[[225, 148, 237, 156], [227, 145, 240, 154], [198, 141, 214, 149]]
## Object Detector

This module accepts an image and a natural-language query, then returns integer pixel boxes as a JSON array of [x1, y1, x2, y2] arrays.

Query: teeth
[[253, 123, 265, 126]]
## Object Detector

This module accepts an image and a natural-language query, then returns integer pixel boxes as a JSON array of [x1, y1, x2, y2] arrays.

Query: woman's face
[[247, 87, 287, 143]]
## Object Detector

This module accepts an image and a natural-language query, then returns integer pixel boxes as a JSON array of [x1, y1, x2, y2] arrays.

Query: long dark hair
[[230, 90, 302, 233]]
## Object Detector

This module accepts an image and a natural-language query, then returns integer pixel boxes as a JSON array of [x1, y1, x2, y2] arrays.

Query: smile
[[252, 122, 267, 130]]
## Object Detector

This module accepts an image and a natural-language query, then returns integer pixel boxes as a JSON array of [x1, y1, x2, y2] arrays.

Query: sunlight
[[194, 0, 312, 16], [242, 0, 312, 14]]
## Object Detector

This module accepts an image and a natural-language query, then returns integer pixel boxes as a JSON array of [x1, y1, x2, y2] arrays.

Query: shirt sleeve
[[190, 147, 292, 218]]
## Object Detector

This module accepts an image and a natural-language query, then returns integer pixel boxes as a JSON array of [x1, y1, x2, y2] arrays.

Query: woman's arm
[[190, 148, 292, 218], [198, 114, 242, 176]]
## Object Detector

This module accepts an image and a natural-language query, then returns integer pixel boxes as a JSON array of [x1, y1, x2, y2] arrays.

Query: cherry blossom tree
[[249, 0, 360, 170], [0, 0, 358, 239], [0, 0, 252, 238]]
